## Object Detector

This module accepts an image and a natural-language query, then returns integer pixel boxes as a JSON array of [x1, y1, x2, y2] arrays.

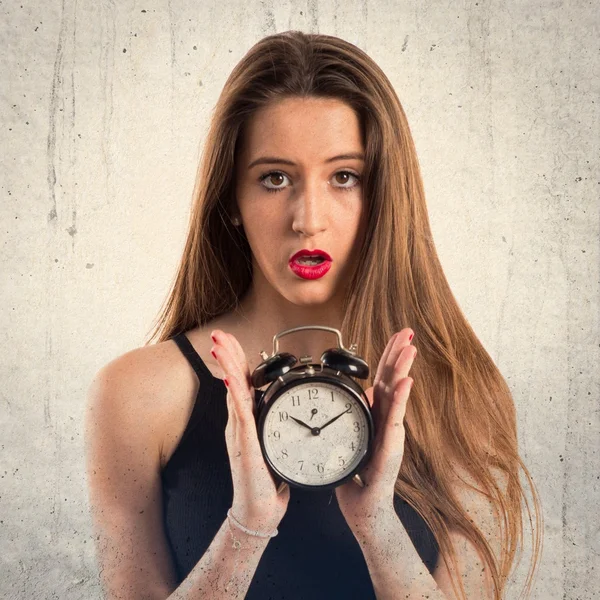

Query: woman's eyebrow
[[247, 152, 365, 169]]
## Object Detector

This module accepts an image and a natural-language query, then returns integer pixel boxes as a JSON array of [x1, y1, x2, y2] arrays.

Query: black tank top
[[161, 332, 439, 598]]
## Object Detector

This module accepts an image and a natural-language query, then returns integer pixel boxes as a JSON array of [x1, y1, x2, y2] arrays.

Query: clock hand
[[289, 415, 315, 431], [318, 407, 351, 431], [289, 415, 324, 436]]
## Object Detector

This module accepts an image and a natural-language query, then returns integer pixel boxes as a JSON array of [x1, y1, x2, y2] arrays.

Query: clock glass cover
[[261, 380, 369, 487]]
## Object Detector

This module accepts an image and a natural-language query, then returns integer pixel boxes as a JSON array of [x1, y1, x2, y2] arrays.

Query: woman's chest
[[161, 431, 378, 598]]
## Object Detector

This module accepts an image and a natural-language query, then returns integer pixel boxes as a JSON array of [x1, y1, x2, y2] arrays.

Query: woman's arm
[[170, 518, 270, 600], [335, 329, 501, 598], [351, 508, 448, 599], [84, 351, 271, 600], [349, 471, 503, 600]]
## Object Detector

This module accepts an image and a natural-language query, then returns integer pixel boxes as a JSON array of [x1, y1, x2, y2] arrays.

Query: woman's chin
[[281, 284, 340, 308]]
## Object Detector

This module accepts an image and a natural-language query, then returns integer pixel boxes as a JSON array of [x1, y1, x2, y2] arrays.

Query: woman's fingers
[[372, 332, 398, 390], [224, 333, 257, 418], [393, 344, 417, 383], [374, 329, 413, 386], [207, 330, 290, 531], [363, 329, 417, 490], [369, 377, 414, 486], [210, 330, 260, 451], [381, 377, 413, 450], [212, 331, 250, 385], [372, 330, 415, 429]]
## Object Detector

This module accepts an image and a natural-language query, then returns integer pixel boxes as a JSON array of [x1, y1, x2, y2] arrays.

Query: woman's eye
[[258, 170, 361, 193], [332, 171, 360, 189], [259, 171, 290, 192]]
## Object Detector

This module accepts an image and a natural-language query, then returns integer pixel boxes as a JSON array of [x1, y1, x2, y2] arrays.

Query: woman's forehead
[[240, 97, 363, 165]]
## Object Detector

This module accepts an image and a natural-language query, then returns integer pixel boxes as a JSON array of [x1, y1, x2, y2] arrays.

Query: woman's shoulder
[[90, 321, 229, 469]]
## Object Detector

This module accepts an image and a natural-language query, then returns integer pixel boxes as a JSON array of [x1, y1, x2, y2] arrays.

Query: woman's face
[[234, 96, 367, 309]]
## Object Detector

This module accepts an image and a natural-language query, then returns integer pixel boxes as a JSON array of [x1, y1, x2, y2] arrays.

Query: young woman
[[85, 31, 542, 600]]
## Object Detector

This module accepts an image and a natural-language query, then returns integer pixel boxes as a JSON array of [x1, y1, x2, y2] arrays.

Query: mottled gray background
[[1, 1, 598, 598]]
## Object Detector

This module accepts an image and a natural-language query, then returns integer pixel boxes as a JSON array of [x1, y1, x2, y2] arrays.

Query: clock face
[[260, 380, 370, 487]]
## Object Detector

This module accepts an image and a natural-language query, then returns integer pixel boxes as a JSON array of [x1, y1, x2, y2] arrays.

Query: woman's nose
[[291, 178, 328, 236]]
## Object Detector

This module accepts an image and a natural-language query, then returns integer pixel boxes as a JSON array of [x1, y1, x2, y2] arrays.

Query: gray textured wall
[[1, 1, 598, 598]]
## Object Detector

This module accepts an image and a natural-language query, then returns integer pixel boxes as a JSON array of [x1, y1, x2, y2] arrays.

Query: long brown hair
[[144, 31, 542, 599]]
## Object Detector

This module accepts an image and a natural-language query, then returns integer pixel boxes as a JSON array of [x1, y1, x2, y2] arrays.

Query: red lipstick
[[289, 249, 333, 280]]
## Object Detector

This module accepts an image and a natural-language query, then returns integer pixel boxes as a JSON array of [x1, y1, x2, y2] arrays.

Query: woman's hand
[[335, 328, 416, 536], [210, 329, 290, 534]]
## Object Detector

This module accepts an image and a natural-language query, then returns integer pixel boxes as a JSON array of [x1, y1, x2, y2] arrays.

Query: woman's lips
[[289, 258, 332, 280], [289, 249, 332, 262]]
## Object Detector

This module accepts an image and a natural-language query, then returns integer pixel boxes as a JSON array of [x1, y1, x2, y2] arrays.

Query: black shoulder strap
[[171, 332, 214, 383], [171, 332, 263, 404]]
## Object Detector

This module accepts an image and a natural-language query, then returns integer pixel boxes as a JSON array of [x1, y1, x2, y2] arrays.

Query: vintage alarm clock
[[250, 325, 374, 491]]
